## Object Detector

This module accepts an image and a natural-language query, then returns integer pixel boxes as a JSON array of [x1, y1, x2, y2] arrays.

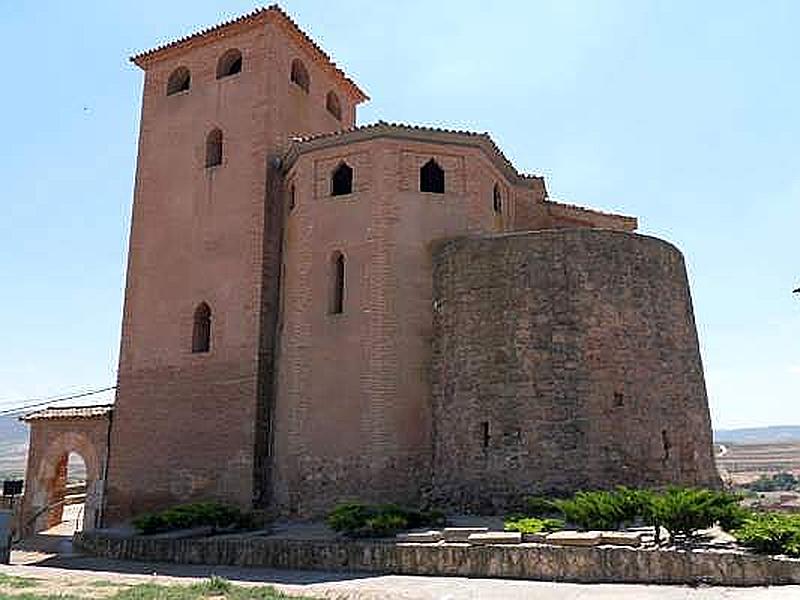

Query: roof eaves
[[20, 404, 114, 422], [284, 121, 544, 186], [129, 5, 367, 102]]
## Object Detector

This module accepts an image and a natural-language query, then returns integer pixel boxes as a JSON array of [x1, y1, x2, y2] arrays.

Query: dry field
[[715, 442, 800, 485]]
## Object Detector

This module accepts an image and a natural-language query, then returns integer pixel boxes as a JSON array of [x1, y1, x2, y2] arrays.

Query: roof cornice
[[129, 5, 368, 103], [283, 121, 545, 188]]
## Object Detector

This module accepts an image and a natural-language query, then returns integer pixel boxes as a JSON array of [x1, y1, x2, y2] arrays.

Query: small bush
[[734, 512, 800, 557], [132, 502, 248, 535], [523, 496, 560, 517], [531, 486, 743, 543], [504, 516, 564, 534], [326, 503, 444, 538], [553, 487, 648, 531], [646, 488, 743, 541]]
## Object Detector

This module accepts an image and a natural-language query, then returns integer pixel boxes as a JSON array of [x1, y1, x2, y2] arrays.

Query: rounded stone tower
[[431, 229, 720, 511]]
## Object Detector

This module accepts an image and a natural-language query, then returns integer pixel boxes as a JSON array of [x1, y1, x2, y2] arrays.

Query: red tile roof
[[130, 4, 367, 102], [21, 404, 114, 422], [285, 121, 545, 187]]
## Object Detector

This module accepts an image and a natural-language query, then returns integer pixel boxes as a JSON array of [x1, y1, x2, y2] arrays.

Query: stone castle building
[[20, 5, 719, 528]]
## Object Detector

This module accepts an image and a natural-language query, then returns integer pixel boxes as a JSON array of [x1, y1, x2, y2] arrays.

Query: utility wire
[[0, 386, 117, 417]]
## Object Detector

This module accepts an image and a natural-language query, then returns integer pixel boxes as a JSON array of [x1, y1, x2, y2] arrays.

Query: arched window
[[216, 49, 242, 79], [330, 252, 345, 314], [166, 66, 191, 95], [205, 129, 223, 168], [493, 183, 502, 214], [331, 162, 353, 196], [192, 302, 212, 353], [326, 91, 342, 120], [290, 59, 310, 92], [420, 159, 445, 194]]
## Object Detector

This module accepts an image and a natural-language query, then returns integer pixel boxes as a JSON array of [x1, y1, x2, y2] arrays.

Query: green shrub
[[646, 488, 743, 541], [503, 516, 564, 534], [553, 487, 648, 530], [734, 512, 800, 557], [326, 503, 444, 538], [523, 496, 560, 517], [132, 502, 248, 535], [539, 486, 743, 542], [131, 512, 168, 535], [364, 513, 408, 537]]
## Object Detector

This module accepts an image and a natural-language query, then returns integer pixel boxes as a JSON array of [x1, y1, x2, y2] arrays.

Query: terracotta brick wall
[[430, 229, 720, 511], [273, 138, 523, 515], [107, 18, 360, 523]]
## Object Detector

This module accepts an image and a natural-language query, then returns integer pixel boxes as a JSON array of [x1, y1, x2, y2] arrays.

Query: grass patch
[[0, 574, 40, 589], [111, 577, 316, 599], [0, 594, 82, 600], [86, 580, 125, 588]]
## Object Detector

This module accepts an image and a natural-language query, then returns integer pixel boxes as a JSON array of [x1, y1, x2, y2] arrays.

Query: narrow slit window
[[493, 183, 502, 214], [290, 59, 310, 92], [166, 67, 191, 95], [192, 302, 212, 353], [326, 91, 342, 120], [216, 49, 242, 79], [205, 129, 223, 168], [420, 159, 445, 194], [481, 421, 490, 449], [289, 184, 296, 212], [331, 162, 353, 196], [330, 252, 345, 314]]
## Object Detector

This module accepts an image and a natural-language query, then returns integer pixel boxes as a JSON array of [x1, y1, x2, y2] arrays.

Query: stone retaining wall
[[74, 531, 800, 587]]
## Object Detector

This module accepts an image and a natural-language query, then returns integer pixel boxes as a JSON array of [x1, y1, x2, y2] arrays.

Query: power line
[[0, 386, 117, 417]]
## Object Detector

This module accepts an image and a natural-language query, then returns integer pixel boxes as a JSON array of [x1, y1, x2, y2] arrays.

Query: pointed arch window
[[206, 129, 223, 168], [326, 91, 342, 120], [330, 252, 345, 315], [493, 183, 502, 214], [192, 302, 212, 353], [331, 162, 353, 196], [166, 66, 191, 95], [420, 159, 445, 194], [290, 59, 310, 92], [216, 49, 242, 79]]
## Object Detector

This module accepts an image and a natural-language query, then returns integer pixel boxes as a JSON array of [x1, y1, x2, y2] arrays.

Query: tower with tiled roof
[[107, 6, 367, 521]]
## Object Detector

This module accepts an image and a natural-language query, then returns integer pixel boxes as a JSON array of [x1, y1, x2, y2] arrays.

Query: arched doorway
[[20, 405, 112, 537], [43, 451, 88, 532]]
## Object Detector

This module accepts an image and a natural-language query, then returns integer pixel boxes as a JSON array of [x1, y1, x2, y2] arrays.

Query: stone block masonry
[[74, 530, 800, 587], [430, 229, 720, 511]]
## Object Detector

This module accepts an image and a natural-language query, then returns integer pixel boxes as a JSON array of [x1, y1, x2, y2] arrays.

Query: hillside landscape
[[0, 415, 28, 479]]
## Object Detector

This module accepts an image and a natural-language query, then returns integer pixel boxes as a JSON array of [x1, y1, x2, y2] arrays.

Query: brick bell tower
[[105, 6, 367, 523]]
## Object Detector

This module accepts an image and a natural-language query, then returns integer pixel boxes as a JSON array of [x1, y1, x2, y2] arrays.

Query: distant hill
[[715, 426, 800, 445], [0, 415, 29, 479]]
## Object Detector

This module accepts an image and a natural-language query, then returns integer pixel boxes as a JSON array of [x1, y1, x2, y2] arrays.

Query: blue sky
[[0, 1, 797, 428]]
